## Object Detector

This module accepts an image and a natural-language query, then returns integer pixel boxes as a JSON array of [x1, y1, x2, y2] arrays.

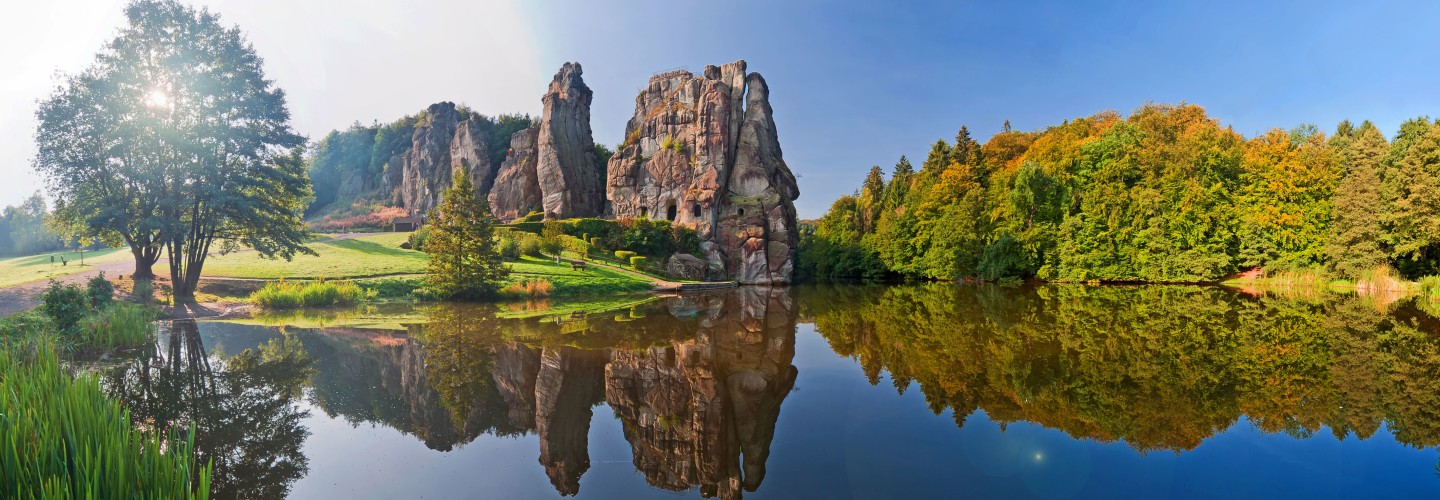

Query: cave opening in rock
[[692, 203, 701, 218], [666, 202, 677, 221], [738, 208, 745, 217], [639, 206, 648, 218]]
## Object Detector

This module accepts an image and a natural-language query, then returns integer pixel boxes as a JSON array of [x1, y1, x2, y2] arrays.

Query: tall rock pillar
[[537, 62, 604, 218]]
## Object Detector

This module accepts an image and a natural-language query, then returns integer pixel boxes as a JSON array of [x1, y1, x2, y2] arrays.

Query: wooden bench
[[569, 260, 587, 271]]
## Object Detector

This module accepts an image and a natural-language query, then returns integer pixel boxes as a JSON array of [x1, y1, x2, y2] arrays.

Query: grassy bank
[[0, 300, 208, 497], [0, 247, 130, 287], [251, 279, 371, 309], [1222, 267, 1417, 294], [198, 232, 424, 279]]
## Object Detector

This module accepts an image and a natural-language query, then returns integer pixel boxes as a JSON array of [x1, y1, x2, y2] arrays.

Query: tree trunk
[[131, 245, 160, 280]]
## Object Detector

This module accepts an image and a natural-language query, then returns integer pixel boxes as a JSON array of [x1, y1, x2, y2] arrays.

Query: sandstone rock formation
[[488, 126, 542, 222], [393, 102, 497, 215], [536, 62, 604, 219], [665, 253, 708, 281], [605, 60, 799, 284]]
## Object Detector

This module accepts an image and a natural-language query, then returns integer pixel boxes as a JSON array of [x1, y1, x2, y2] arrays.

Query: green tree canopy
[[35, 0, 312, 294]]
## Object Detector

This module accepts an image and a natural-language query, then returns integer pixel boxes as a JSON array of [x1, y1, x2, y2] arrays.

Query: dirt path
[[0, 260, 138, 317]]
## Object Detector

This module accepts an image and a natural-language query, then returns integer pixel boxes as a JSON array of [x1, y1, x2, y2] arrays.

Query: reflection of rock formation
[[492, 342, 541, 429], [297, 291, 798, 498], [535, 347, 607, 495], [605, 288, 797, 499]]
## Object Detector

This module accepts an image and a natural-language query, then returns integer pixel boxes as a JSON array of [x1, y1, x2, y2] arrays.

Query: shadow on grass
[[327, 238, 421, 257]]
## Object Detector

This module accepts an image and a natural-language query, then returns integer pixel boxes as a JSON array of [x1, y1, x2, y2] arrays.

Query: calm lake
[[92, 285, 1440, 498]]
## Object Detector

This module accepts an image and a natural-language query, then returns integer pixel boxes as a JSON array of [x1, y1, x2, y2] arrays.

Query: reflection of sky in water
[[192, 316, 1440, 499]]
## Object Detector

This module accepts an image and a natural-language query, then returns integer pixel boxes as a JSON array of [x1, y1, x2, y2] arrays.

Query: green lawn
[[0, 248, 131, 287], [195, 233, 425, 279], [505, 256, 656, 296]]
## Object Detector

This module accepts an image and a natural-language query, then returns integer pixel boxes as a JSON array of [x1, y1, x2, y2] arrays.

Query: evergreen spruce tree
[[425, 168, 509, 300]]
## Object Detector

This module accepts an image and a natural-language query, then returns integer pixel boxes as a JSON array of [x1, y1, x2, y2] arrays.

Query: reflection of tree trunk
[[535, 346, 607, 496]]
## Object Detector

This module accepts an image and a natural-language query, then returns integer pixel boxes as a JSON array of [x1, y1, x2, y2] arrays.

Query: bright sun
[[145, 88, 169, 109]]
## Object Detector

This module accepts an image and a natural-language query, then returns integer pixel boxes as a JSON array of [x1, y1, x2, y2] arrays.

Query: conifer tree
[[425, 168, 509, 300]]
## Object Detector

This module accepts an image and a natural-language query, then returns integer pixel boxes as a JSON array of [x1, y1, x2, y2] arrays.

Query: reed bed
[[250, 279, 371, 309], [77, 302, 159, 350], [0, 342, 211, 498]]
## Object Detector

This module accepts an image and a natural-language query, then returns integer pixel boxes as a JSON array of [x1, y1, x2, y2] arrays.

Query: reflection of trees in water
[[299, 289, 799, 498], [103, 320, 315, 499], [800, 283, 1440, 453]]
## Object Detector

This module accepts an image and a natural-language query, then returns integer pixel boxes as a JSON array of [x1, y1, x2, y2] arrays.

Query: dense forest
[[800, 103, 1440, 282], [306, 108, 534, 216], [0, 193, 66, 257]]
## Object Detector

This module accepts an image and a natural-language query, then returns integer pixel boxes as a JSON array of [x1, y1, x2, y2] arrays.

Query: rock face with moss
[[394, 102, 496, 215], [537, 62, 604, 219], [488, 126, 542, 222], [605, 60, 799, 284]]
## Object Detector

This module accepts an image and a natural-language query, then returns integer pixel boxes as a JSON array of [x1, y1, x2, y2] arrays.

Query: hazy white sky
[[0, 0, 546, 210]]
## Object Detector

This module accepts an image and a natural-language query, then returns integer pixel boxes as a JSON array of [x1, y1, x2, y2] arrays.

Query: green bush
[[505, 221, 544, 234], [250, 279, 371, 309], [615, 250, 637, 261], [533, 218, 701, 258], [41, 280, 90, 334], [1419, 275, 1440, 299], [560, 235, 590, 257], [630, 256, 648, 268], [87, 272, 115, 308], [0, 310, 58, 358], [132, 279, 156, 305], [519, 210, 545, 222], [499, 237, 522, 259], [407, 225, 433, 252], [78, 302, 159, 349], [358, 277, 430, 300], [520, 234, 543, 257], [0, 343, 211, 498]]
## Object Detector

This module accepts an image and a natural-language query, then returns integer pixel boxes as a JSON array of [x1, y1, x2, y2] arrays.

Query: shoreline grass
[[250, 279, 371, 309], [1, 315, 210, 497], [77, 302, 160, 351], [0, 247, 131, 288]]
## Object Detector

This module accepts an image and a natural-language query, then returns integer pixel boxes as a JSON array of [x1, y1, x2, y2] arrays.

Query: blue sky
[[5, 0, 1440, 217]]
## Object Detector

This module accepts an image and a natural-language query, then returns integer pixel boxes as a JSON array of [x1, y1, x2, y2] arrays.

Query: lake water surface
[[95, 285, 1440, 498]]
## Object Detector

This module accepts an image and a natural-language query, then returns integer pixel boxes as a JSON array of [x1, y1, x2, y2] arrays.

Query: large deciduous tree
[[1383, 119, 1440, 277], [1326, 122, 1389, 278], [34, 0, 311, 297]]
